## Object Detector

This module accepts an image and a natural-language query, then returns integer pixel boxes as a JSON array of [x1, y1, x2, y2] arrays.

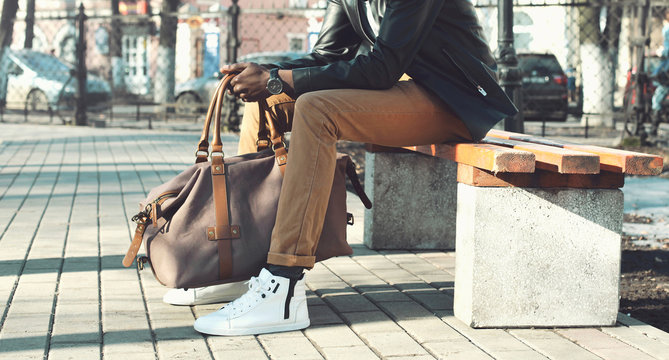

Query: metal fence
[[0, 0, 667, 132]]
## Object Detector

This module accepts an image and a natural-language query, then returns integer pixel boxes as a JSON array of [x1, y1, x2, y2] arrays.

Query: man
[[186, 0, 516, 336]]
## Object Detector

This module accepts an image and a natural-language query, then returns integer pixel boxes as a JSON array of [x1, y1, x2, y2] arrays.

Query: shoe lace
[[222, 276, 263, 314]]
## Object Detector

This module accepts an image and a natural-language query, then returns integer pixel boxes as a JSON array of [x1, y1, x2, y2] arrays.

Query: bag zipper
[[442, 49, 487, 97], [132, 190, 179, 226]]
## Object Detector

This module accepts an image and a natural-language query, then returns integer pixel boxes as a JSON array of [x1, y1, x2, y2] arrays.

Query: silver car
[[1, 49, 111, 112], [174, 51, 307, 114]]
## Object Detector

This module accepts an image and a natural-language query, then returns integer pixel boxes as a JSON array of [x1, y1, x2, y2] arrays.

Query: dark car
[[174, 51, 307, 114], [517, 53, 569, 122]]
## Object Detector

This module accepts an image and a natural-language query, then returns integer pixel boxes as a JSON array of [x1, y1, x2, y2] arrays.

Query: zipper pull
[[477, 86, 487, 97]]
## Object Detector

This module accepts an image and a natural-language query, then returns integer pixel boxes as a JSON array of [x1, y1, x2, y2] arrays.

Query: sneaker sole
[[164, 294, 243, 306], [194, 319, 310, 336]]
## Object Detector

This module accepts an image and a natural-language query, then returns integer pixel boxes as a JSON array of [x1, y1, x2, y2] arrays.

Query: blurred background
[[0, 0, 668, 134]]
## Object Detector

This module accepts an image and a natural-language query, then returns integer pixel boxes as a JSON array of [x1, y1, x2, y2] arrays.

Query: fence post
[[224, 0, 241, 131], [497, 0, 524, 133], [74, 3, 87, 126]]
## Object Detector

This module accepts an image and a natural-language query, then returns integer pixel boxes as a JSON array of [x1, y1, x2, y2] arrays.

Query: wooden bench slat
[[404, 143, 535, 173], [481, 137, 600, 174], [487, 129, 664, 175], [457, 164, 625, 189]]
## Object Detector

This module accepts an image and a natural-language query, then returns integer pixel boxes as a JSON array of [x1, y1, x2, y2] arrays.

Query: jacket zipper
[[442, 49, 487, 97]]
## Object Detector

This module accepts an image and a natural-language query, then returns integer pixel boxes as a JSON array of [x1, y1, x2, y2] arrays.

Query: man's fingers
[[220, 62, 249, 74]]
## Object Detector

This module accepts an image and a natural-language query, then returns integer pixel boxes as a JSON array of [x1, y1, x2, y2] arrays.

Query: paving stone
[[423, 339, 494, 360], [558, 328, 658, 360], [304, 324, 365, 348], [404, 290, 454, 312], [306, 291, 326, 306], [48, 342, 101, 360], [337, 274, 387, 288], [377, 299, 436, 320], [0, 332, 48, 356], [357, 330, 429, 357], [1, 312, 52, 334], [102, 312, 152, 333], [50, 320, 101, 344], [207, 335, 268, 360], [509, 329, 600, 360], [341, 311, 402, 334], [616, 313, 669, 346], [156, 338, 210, 359], [310, 281, 350, 296], [257, 331, 324, 359], [103, 352, 156, 360], [309, 305, 344, 325], [358, 286, 412, 303], [440, 314, 545, 357], [321, 292, 378, 313], [319, 345, 379, 360]]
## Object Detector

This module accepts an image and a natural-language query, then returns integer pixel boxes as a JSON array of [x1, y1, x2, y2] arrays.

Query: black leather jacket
[[273, 0, 518, 141]]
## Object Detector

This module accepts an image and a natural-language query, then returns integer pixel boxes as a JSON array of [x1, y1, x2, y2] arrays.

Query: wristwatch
[[266, 68, 284, 95]]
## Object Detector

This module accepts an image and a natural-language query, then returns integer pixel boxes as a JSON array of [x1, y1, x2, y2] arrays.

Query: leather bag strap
[[208, 74, 240, 279], [258, 99, 288, 175]]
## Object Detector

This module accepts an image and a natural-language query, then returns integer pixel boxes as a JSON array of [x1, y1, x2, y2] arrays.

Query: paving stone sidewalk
[[1, 123, 668, 360]]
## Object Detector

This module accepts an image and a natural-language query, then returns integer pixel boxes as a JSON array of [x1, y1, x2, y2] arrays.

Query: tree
[[153, 0, 180, 105], [0, 0, 19, 56], [110, 0, 124, 92], [0, 0, 20, 106], [24, 0, 35, 48], [578, 3, 621, 126]]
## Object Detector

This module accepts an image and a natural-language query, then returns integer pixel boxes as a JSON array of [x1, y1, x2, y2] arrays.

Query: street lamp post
[[74, 3, 87, 126], [497, 0, 524, 133], [225, 0, 241, 131]]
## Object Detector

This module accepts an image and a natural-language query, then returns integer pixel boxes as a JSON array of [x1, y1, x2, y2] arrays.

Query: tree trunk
[[110, 0, 125, 93], [579, 5, 615, 126], [24, 0, 35, 48], [153, 0, 180, 105], [0, 0, 20, 106]]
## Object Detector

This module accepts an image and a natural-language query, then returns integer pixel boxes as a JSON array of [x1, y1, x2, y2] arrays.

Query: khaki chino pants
[[237, 80, 472, 268]]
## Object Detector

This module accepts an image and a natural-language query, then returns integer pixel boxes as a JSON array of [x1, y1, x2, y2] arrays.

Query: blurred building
[[10, 0, 325, 98]]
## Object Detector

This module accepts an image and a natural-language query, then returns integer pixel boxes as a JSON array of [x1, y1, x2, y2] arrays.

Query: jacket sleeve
[[291, 0, 444, 96], [270, 0, 363, 70]]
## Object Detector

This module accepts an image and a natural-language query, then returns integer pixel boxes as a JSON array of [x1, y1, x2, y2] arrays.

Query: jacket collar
[[343, 0, 375, 45]]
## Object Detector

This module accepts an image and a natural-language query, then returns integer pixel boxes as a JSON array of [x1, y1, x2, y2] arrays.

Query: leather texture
[[268, 0, 518, 141], [123, 74, 365, 288]]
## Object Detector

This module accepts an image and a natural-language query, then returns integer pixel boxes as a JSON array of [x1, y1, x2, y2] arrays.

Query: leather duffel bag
[[122, 74, 371, 288]]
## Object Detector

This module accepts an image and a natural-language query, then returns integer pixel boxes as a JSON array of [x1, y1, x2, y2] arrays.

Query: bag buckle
[[132, 211, 149, 225], [137, 256, 149, 271], [271, 140, 287, 152]]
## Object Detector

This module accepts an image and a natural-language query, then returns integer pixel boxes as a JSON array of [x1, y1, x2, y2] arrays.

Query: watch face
[[267, 78, 283, 95]]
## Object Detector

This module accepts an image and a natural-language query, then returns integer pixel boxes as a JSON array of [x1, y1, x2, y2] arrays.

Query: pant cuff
[[267, 252, 315, 269]]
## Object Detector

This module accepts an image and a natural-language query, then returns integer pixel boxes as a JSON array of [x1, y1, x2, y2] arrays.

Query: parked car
[[517, 53, 569, 121], [174, 51, 307, 114], [1, 48, 111, 112]]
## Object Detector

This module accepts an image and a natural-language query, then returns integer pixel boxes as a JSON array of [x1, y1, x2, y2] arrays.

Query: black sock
[[267, 264, 304, 280]]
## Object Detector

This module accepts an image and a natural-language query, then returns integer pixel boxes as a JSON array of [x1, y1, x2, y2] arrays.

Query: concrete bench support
[[453, 183, 623, 328], [363, 151, 458, 249]]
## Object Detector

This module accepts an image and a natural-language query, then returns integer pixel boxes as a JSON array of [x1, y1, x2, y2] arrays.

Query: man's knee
[[293, 92, 338, 137]]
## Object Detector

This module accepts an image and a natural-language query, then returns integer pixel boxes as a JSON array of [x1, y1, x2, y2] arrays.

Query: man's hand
[[220, 62, 270, 102]]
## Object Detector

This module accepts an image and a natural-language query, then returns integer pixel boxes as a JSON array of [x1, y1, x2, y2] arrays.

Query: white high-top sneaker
[[193, 268, 310, 336], [163, 281, 248, 306]]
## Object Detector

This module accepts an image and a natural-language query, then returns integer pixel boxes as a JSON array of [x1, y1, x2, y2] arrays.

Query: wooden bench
[[364, 129, 663, 328]]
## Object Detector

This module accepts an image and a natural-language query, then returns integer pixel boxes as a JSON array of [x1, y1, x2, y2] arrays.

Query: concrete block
[[454, 184, 623, 328], [363, 151, 457, 249]]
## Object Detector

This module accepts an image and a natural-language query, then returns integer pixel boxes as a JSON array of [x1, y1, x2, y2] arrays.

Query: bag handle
[[195, 74, 233, 163]]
